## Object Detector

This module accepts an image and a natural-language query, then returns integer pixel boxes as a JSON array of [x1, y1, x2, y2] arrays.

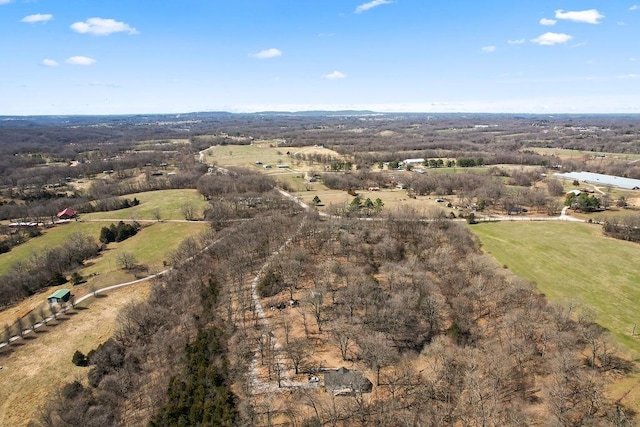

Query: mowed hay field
[[201, 144, 343, 172], [81, 189, 209, 221], [471, 221, 640, 356], [0, 282, 151, 427]]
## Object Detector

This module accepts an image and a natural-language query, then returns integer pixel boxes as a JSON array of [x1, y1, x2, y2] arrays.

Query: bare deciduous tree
[[330, 322, 355, 361], [308, 288, 324, 333], [357, 331, 398, 386], [3, 323, 12, 345], [16, 317, 25, 338], [117, 252, 137, 271], [285, 339, 312, 375], [180, 203, 197, 221]]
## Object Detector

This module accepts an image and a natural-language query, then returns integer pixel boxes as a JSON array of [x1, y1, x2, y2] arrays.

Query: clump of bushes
[[72, 350, 88, 367], [256, 269, 285, 297], [99, 221, 138, 244]]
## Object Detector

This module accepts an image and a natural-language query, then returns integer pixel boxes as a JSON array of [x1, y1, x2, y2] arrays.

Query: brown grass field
[[0, 282, 151, 427]]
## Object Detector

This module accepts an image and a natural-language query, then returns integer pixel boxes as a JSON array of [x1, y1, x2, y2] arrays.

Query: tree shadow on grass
[[0, 347, 15, 358]]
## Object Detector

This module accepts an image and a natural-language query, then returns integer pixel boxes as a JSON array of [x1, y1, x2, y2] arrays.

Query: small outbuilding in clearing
[[47, 289, 71, 305]]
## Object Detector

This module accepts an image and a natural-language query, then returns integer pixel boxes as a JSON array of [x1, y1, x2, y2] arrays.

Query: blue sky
[[1, 0, 639, 115]]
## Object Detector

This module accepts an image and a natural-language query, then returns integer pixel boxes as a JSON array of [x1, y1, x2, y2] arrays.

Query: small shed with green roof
[[47, 289, 71, 305]]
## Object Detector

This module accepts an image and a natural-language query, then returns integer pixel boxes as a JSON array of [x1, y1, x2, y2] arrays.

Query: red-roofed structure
[[56, 208, 78, 219]]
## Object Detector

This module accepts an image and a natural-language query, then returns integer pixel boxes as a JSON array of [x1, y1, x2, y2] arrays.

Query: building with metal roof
[[47, 289, 71, 305], [554, 172, 640, 190]]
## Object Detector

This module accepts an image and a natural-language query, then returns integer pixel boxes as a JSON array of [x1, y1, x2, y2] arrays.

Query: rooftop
[[48, 289, 71, 299]]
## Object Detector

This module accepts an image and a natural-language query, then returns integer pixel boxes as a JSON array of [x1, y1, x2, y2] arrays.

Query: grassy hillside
[[0, 222, 106, 275], [81, 189, 208, 221], [471, 221, 640, 356]]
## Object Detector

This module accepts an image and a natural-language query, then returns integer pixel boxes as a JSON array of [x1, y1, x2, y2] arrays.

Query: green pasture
[[79, 221, 209, 284], [472, 221, 640, 356], [0, 222, 106, 275], [81, 189, 208, 221], [0, 219, 208, 288]]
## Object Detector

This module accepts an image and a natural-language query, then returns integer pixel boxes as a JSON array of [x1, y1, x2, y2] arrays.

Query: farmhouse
[[47, 289, 71, 305], [323, 367, 373, 396], [56, 207, 78, 220]]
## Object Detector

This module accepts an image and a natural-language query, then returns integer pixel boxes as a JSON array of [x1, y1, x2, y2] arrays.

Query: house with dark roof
[[323, 367, 373, 396]]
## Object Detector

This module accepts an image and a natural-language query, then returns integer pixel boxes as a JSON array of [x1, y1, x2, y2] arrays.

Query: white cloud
[[70, 17, 138, 35], [0, 0, 12, 5], [539, 18, 556, 26], [630, 5, 639, 11], [531, 32, 573, 45], [482, 45, 496, 53], [251, 48, 282, 59], [507, 39, 525, 45], [323, 71, 347, 80], [21, 14, 53, 23], [555, 9, 604, 24], [618, 74, 640, 79], [65, 56, 96, 65], [41, 59, 58, 67], [355, 0, 392, 14]]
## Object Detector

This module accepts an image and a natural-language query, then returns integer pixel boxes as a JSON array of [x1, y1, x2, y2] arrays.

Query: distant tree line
[[78, 197, 139, 214]]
